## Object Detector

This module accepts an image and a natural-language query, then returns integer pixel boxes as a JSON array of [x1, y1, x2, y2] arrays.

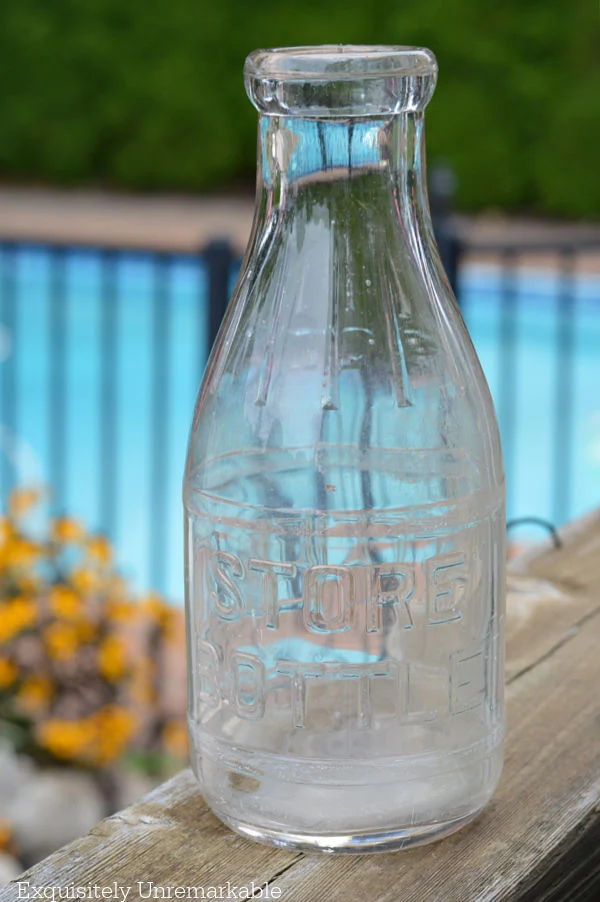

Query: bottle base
[[192, 727, 503, 854], [212, 807, 482, 854]]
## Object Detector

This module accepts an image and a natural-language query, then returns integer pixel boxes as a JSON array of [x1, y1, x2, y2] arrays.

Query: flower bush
[[0, 487, 187, 773]]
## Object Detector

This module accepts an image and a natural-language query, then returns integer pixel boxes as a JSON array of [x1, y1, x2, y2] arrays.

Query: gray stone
[[0, 748, 106, 862], [0, 852, 23, 887]]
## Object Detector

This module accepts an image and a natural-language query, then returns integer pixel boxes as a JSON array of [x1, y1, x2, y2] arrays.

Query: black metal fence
[[0, 229, 598, 598]]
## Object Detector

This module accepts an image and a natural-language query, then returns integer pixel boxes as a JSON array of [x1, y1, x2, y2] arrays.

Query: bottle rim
[[244, 45, 438, 118], [245, 45, 437, 82]]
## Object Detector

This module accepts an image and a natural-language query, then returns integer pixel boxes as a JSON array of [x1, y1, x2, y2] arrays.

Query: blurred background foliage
[[0, 0, 596, 216]]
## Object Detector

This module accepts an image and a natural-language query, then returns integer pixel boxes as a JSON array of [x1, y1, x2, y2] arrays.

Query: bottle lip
[[245, 45, 438, 118], [245, 45, 437, 82]]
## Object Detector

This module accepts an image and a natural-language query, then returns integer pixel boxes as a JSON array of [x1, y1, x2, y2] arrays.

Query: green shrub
[[0, 0, 596, 216]]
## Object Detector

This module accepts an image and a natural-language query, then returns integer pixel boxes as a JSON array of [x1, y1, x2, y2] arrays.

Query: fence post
[[429, 162, 461, 299], [204, 239, 236, 350]]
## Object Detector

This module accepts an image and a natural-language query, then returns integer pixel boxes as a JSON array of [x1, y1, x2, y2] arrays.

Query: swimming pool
[[461, 264, 600, 535], [1, 248, 599, 600]]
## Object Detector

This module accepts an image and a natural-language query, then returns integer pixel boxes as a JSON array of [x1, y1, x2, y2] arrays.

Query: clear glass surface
[[184, 45, 505, 852]]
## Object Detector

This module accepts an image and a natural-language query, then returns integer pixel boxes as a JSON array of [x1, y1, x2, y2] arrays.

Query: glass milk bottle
[[184, 45, 505, 852]]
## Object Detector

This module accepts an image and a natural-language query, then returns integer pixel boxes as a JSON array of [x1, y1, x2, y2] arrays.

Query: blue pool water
[[1, 249, 599, 601], [461, 265, 600, 534]]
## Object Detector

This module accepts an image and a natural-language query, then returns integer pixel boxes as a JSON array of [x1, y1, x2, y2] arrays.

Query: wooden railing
[[3, 511, 600, 901]]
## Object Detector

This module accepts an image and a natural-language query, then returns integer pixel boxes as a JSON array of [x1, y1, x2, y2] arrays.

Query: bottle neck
[[252, 112, 434, 245]]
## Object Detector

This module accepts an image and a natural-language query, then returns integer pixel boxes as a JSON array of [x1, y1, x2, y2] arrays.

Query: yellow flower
[[70, 567, 101, 595], [98, 636, 127, 681], [0, 597, 37, 642], [75, 619, 97, 643], [36, 718, 95, 761], [12, 595, 38, 626], [44, 622, 80, 660], [37, 709, 135, 766], [2, 537, 41, 569], [105, 597, 136, 622], [0, 657, 18, 689], [8, 487, 43, 518], [85, 535, 112, 566], [17, 675, 54, 713], [162, 720, 189, 758], [49, 585, 82, 620], [91, 705, 136, 765], [51, 517, 85, 544]]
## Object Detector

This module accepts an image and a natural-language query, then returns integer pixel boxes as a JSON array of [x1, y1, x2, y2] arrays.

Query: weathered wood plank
[[504, 572, 599, 682], [505, 509, 600, 681], [510, 507, 600, 594], [0, 772, 301, 901], [2, 515, 600, 902]]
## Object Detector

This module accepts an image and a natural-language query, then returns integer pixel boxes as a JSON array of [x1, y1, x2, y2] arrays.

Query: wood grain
[[3, 515, 600, 902]]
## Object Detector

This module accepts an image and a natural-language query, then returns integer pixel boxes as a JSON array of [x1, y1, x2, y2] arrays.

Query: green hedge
[[0, 0, 597, 216]]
